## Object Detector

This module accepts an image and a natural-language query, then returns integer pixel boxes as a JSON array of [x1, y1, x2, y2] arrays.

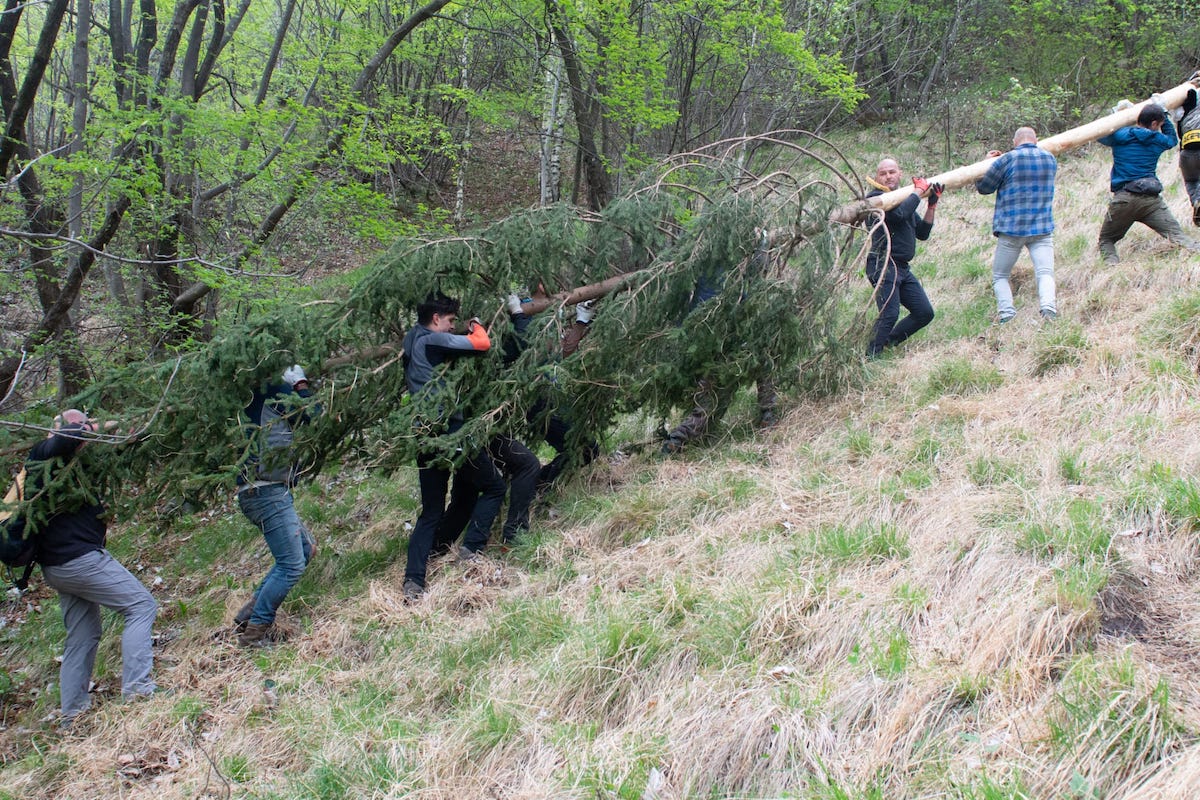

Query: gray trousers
[[42, 549, 158, 719], [1098, 190, 1200, 263]]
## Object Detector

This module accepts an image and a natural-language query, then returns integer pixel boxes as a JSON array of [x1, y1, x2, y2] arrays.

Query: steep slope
[[3, 140, 1200, 799]]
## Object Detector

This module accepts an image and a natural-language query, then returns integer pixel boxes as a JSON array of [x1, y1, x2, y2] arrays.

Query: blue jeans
[[42, 549, 158, 718], [866, 257, 934, 356], [992, 233, 1056, 319], [238, 484, 314, 626]]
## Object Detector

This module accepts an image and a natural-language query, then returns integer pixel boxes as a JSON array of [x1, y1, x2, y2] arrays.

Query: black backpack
[[1, 468, 37, 589]]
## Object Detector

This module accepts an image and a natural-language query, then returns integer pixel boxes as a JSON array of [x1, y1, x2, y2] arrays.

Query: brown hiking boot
[[232, 595, 257, 632], [237, 622, 283, 648]]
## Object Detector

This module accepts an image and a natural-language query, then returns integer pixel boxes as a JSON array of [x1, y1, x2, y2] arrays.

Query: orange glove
[[912, 177, 930, 194]]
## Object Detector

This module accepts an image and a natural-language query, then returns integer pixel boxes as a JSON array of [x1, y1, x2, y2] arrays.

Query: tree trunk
[[546, 0, 612, 212]]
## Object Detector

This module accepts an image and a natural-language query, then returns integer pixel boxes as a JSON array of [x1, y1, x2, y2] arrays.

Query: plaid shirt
[[975, 143, 1057, 237]]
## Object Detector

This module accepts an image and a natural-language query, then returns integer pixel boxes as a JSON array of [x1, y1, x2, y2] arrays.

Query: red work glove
[[926, 182, 944, 206], [912, 176, 930, 194]]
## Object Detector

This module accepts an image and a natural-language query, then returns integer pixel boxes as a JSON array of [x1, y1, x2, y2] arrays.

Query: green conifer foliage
[[1, 145, 863, 517]]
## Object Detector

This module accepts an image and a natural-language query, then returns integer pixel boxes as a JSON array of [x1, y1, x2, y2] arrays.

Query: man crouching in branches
[[401, 293, 506, 602], [234, 365, 321, 647], [864, 158, 941, 357]]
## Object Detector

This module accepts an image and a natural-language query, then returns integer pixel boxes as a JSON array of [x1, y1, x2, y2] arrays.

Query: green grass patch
[[923, 357, 1002, 401], [1047, 656, 1181, 797], [1032, 322, 1087, 377], [1015, 498, 1110, 562], [803, 522, 910, 564], [967, 455, 1027, 488], [1052, 563, 1109, 612]]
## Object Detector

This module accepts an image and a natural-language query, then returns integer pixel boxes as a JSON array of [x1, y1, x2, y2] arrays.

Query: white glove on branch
[[1111, 98, 1134, 114], [505, 294, 524, 315], [575, 299, 596, 324]]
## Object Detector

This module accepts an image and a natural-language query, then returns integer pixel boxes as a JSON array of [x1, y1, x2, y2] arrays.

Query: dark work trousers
[[435, 436, 541, 545], [866, 256, 934, 356], [404, 448, 505, 588], [1179, 148, 1200, 215], [537, 412, 599, 490]]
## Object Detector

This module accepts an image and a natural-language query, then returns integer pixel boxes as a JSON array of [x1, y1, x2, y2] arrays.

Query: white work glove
[[1172, 105, 1185, 123], [1151, 92, 1164, 107], [1111, 98, 1134, 114], [575, 299, 596, 324], [505, 293, 524, 315], [282, 364, 307, 386]]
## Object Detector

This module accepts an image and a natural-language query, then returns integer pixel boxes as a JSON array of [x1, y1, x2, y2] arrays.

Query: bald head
[[874, 158, 902, 191], [1013, 127, 1037, 146], [54, 409, 89, 428]]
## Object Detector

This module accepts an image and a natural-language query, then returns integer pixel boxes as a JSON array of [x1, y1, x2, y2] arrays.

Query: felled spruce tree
[[1, 147, 864, 523]]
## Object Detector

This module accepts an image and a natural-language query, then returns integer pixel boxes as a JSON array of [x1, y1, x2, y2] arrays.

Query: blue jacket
[[1098, 124, 1177, 191], [976, 143, 1057, 237]]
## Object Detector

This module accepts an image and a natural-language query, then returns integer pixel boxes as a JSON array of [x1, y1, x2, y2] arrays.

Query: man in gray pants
[[13, 410, 158, 726]]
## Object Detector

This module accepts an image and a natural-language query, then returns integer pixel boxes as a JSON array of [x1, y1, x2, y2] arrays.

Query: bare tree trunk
[[452, 10, 471, 224], [545, 0, 612, 211], [539, 44, 566, 206], [0, 0, 68, 175]]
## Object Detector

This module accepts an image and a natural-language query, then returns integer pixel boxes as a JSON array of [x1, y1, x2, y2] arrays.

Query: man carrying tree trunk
[[13, 410, 160, 729], [505, 292, 600, 494], [1098, 102, 1200, 264], [1176, 84, 1200, 226], [976, 127, 1059, 323], [401, 293, 506, 601], [661, 246, 780, 456], [234, 365, 321, 647], [863, 158, 941, 357]]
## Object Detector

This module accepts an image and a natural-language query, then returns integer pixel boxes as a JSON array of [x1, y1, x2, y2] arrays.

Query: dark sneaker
[[1040, 309, 1057, 321], [757, 409, 779, 429], [1193, 202, 1200, 227], [403, 579, 424, 602], [661, 435, 686, 455], [237, 622, 283, 648], [457, 545, 482, 564], [998, 314, 1015, 325]]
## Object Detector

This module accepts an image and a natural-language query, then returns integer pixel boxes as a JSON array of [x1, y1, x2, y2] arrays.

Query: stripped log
[[829, 79, 1200, 224]]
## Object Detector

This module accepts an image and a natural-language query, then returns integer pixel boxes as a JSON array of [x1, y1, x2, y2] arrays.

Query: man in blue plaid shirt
[[976, 127, 1058, 322]]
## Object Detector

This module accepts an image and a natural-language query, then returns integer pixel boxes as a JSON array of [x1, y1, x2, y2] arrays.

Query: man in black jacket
[[864, 158, 941, 357], [16, 410, 158, 726]]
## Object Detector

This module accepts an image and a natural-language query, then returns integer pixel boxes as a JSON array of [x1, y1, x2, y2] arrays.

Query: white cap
[[282, 364, 308, 386]]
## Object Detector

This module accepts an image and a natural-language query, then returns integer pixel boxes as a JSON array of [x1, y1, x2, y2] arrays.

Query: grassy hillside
[[3, 136, 1200, 799]]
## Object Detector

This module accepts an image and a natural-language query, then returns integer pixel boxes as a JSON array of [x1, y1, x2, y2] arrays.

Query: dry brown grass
[[5, 142, 1200, 799]]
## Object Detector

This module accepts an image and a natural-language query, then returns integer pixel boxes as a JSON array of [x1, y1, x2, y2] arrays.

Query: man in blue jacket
[[1098, 103, 1200, 264], [235, 364, 321, 646], [864, 158, 941, 357], [976, 127, 1059, 322]]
